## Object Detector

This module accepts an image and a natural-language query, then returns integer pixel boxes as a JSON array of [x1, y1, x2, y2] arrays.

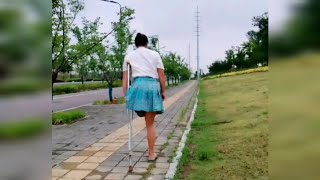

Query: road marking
[[54, 103, 92, 113]]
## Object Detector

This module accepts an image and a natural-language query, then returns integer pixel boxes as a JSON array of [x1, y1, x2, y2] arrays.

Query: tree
[[149, 36, 159, 52], [162, 52, 191, 83], [106, 7, 135, 102], [52, 0, 84, 84], [71, 17, 103, 83], [75, 57, 90, 84], [52, 0, 115, 84]]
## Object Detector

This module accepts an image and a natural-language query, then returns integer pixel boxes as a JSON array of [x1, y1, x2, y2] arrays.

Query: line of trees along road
[[208, 12, 268, 75], [52, 0, 191, 101]]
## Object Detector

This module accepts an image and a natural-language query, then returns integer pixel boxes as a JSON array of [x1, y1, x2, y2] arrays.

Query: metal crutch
[[127, 63, 134, 172]]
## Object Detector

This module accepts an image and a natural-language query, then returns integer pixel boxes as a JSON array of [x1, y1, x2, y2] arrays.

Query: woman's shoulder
[[143, 48, 160, 57]]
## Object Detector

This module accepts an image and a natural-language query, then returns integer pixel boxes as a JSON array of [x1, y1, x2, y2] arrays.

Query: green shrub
[[0, 120, 48, 140], [112, 80, 122, 87], [52, 110, 86, 125], [53, 81, 123, 95]]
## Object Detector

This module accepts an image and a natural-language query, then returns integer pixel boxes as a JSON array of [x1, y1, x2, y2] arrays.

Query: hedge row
[[53, 80, 122, 95], [55, 78, 104, 83]]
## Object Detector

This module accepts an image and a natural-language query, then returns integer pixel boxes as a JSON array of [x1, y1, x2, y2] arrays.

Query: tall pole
[[196, 6, 200, 80], [188, 43, 191, 71]]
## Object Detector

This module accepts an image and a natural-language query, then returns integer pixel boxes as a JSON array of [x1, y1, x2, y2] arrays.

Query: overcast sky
[[75, 0, 292, 73]]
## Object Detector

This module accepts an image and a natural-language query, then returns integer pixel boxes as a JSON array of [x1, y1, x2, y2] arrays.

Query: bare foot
[[148, 153, 158, 161]]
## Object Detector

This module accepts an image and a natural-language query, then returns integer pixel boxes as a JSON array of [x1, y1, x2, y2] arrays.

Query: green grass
[[52, 110, 86, 125], [0, 120, 48, 140], [93, 97, 126, 105], [203, 66, 268, 80], [175, 71, 268, 179]]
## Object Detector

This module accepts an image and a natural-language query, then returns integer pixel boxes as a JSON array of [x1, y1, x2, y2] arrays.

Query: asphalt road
[[53, 81, 103, 86], [52, 87, 123, 112]]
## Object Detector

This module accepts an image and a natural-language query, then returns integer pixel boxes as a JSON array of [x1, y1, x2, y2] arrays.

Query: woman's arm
[[122, 71, 128, 96], [157, 68, 166, 100]]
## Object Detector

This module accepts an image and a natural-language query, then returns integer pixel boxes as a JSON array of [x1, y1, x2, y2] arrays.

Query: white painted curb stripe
[[165, 90, 199, 179]]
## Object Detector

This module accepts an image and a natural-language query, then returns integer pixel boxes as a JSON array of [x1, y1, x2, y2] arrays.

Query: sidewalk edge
[[165, 89, 199, 179]]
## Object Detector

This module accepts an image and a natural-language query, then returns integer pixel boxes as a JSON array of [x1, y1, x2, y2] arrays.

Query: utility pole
[[188, 43, 191, 72], [195, 6, 200, 80]]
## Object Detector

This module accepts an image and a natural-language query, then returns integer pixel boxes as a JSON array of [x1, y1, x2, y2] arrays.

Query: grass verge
[[52, 110, 86, 125], [175, 71, 268, 179], [0, 120, 48, 140], [203, 66, 268, 80], [93, 97, 125, 105]]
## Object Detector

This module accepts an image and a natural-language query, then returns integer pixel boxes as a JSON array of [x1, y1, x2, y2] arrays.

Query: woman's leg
[[145, 112, 157, 160]]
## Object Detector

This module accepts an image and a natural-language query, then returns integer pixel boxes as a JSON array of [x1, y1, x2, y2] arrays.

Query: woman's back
[[123, 47, 164, 79]]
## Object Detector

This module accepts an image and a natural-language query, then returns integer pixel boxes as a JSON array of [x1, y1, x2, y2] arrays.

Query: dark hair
[[135, 33, 148, 47]]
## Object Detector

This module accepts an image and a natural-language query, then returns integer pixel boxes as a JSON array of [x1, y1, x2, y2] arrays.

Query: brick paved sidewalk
[[52, 81, 198, 180]]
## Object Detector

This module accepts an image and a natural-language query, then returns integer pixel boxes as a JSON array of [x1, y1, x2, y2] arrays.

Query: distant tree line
[[208, 12, 268, 75]]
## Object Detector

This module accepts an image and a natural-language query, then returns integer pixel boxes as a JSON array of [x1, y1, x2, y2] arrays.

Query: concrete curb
[[165, 90, 199, 179]]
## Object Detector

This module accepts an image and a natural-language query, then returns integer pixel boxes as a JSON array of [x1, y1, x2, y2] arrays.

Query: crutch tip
[[128, 166, 133, 172]]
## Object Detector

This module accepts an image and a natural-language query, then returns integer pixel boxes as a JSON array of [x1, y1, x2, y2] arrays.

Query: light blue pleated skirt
[[126, 77, 164, 117]]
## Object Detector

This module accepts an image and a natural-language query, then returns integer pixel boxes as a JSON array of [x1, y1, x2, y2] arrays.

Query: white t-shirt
[[122, 47, 165, 78]]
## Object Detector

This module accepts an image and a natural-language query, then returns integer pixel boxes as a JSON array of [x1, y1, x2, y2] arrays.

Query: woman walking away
[[122, 33, 166, 161]]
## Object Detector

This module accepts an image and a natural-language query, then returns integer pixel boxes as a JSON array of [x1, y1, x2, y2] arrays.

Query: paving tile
[[102, 146, 121, 151], [116, 161, 131, 167], [111, 166, 129, 173], [85, 174, 103, 180], [131, 167, 147, 174], [100, 160, 119, 167], [64, 156, 88, 163], [155, 162, 170, 169], [148, 175, 165, 180], [85, 146, 104, 151], [85, 156, 108, 163], [96, 165, 113, 173], [60, 162, 80, 169], [106, 154, 126, 161], [134, 162, 151, 168], [138, 156, 149, 162], [52, 169, 69, 177], [76, 150, 97, 156], [104, 173, 126, 180], [123, 175, 143, 180], [150, 168, 168, 175], [62, 170, 92, 179], [156, 157, 169, 163], [93, 151, 112, 157], [91, 143, 109, 147], [76, 163, 99, 170]]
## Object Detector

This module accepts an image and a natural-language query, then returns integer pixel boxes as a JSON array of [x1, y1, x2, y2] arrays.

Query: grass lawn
[[93, 97, 126, 105], [52, 110, 86, 125], [175, 71, 268, 179]]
